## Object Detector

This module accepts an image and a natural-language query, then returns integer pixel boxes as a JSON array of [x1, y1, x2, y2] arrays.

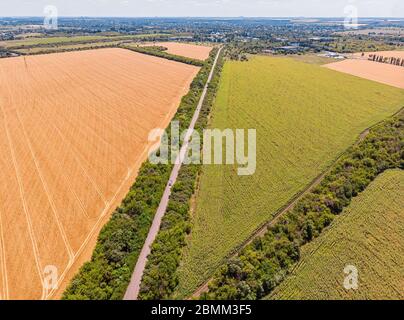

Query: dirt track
[[124, 47, 222, 301], [0, 48, 199, 300]]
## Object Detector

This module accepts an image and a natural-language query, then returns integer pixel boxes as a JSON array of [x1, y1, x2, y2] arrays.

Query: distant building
[[273, 45, 300, 53], [309, 37, 333, 42], [318, 51, 346, 59]]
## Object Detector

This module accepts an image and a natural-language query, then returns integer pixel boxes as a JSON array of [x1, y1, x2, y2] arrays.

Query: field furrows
[[0, 209, 8, 300], [5, 110, 71, 280], [0, 113, 44, 300], [0, 48, 199, 299], [176, 56, 404, 297], [325, 59, 404, 89]]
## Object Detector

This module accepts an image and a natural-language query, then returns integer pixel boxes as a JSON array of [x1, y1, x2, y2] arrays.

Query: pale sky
[[0, 0, 403, 18]]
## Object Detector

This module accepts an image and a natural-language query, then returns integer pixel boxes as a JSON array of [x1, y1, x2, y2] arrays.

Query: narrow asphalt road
[[124, 47, 222, 300]]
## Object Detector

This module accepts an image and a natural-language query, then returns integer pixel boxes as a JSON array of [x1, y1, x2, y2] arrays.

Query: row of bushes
[[0, 48, 19, 58], [121, 45, 205, 66], [62, 48, 219, 300], [204, 109, 404, 300], [17, 43, 120, 56], [368, 54, 404, 67], [7, 35, 172, 50], [138, 50, 224, 300]]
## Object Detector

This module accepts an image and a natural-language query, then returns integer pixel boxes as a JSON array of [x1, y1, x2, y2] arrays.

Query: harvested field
[[325, 59, 404, 89], [269, 170, 404, 300], [143, 42, 213, 60], [353, 50, 404, 59], [0, 48, 199, 300]]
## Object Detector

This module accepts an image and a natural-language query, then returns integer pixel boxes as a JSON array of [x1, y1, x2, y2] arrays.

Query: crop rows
[[0, 48, 199, 299], [175, 56, 404, 297], [270, 170, 404, 300]]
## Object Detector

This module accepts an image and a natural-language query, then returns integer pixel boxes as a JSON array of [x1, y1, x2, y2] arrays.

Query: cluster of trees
[[62, 49, 218, 300], [223, 42, 281, 61], [138, 50, 224, 300], [0, 47, 19, 58], [327, 35, 402, 53], [204, 110, 404, 300], [7, 35, 171, 50], [224, 45, 249, 61], [121, 45, 205, 66], [368, 53, 404, 67]]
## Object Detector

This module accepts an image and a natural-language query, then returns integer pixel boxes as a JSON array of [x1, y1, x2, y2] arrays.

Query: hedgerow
[[138, 50, 224, 300], [16, 43, 120, 56], [62, 48, 218, 300], [203, 109, 404, 300], [121, 44, 205, 66]]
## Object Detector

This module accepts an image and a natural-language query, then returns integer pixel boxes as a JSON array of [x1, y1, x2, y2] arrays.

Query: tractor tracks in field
[[191, 107, 404, 299]]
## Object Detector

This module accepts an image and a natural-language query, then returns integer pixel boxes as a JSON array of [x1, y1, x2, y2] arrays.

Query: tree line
[[367, 53, 404, 67], [121, 44, 205, 67], [62, 48, 218, 300], [138, 50, 224, 300]]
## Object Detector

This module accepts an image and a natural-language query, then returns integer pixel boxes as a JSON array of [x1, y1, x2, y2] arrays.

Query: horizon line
[[1, 16, 404, 19]]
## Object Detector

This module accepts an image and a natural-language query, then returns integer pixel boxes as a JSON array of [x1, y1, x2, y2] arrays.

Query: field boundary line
[[191, 106, 404, 298], [15, 110, 75, 261]]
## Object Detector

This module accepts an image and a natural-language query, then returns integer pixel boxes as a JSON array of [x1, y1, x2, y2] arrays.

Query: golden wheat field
[[144, 42, 213, 60], [325, 59, 404, 89], [353, 50, 404, 60], [0, 48, 199, 300], [269, 170, 404, 300]]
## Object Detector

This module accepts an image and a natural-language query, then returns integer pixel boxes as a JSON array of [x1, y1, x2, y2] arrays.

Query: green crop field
[[288, 54, 337, 65], [268, 169, 404, 300], [174, 55, 404, 298], [0, 35, 113, 48], [0, 34, 167, 49]]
